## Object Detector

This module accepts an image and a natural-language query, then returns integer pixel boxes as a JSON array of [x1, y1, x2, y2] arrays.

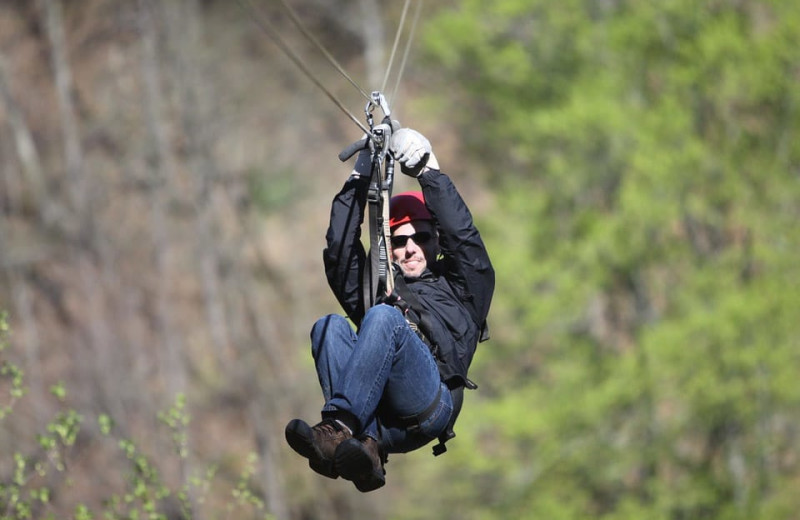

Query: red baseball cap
[[389, 191, 432, 229]]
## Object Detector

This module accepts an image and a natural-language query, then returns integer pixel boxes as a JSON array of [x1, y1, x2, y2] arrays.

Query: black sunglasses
[[390, 231, 433, 248]]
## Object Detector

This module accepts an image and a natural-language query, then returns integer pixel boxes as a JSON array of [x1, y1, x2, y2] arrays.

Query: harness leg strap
[[397, 384, 443, 433]]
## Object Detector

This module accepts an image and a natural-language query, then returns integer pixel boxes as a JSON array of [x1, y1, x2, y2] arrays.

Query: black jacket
[[323, 168, 495, 389]]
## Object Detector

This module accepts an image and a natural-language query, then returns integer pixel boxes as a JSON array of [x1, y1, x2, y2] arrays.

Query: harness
[[338, 91, 397, 310], [392, 275, 478, 456]]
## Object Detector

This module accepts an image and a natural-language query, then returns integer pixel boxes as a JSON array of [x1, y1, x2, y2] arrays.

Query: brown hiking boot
[[334, 436, 386, 492], [285, 418, 352, 479]]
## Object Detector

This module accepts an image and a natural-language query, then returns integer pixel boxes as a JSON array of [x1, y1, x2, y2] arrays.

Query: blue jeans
[[311, 305, 453, 454]]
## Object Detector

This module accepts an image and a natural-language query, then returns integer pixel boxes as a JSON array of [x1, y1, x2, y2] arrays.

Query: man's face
[[391, 220, 438, 279]]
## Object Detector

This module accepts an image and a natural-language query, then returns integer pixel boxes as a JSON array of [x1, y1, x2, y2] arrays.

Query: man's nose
[[405, 238, 421, 252]]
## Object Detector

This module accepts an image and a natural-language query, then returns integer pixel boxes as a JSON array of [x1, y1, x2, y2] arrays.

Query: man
[[285, 128, 494, 492]]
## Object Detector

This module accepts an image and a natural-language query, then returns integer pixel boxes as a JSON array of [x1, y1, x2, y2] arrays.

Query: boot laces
[[314, 419, 346, 439]]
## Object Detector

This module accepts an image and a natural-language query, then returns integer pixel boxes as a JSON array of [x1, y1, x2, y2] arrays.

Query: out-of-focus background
[[1, 1, 799, 519]]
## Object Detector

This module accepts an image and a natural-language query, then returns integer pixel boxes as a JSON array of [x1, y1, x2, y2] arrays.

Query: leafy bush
[[0, 311, 272, 520]]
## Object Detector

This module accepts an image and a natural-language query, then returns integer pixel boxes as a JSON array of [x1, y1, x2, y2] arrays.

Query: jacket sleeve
[[418, 169, 495, 329], [322, 175, 370, 326]]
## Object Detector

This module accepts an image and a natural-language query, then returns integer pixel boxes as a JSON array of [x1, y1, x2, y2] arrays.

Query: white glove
[[389, 128, 439, 176]]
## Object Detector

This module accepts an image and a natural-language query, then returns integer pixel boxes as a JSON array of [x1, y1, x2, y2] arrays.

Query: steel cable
[[275, 0, 373, 103], [381, 0, 412, 93], [387, 0, 423, 108], [237, 0, 424, 135], [235, 0, 371, 135]]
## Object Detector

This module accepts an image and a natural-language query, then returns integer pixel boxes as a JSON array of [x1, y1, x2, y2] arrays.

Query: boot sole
[[335, 439, 385, 492], [285, 419, 339, 479]]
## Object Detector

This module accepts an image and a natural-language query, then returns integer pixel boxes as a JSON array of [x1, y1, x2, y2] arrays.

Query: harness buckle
[[367, 185, 380, 203]]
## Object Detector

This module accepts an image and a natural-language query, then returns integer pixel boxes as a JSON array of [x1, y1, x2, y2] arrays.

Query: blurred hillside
[[2, 1, 800, 520], [0, 1, 453, 518]]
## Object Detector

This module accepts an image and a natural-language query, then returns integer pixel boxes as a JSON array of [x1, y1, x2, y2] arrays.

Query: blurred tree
[[401, 1, 800, 519]]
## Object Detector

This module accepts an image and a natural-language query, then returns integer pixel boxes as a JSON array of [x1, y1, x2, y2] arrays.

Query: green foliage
[[158, 393, 190, 459], [0, 312, 25, 420], [0, 315, 272, 520], [413, 1, 800, 519], [229, 453, 266, 513]]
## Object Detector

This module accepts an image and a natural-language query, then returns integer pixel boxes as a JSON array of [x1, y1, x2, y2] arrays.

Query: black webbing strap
[[432, 386, 461, 456], [391, 275, 478, 456], [397, 383, 442, 432], [392, 275, 434, 345], [362, 159, 382, 312], [360, 121, 395, 313]]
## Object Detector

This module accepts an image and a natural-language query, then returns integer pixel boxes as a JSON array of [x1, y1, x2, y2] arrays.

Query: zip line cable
[[237, 0, 422, 135], [235, 0, 425, 311], [387, 0, 423, 109], [274, 0, 373, 104], [381, 0, 412, 93], [235, 0, 371, 135]]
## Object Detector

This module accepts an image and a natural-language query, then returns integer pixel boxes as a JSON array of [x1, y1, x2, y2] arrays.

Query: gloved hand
[[389, 128, 440, 177], [344, 133, 373, 179], [352, 146, 372, 178], [382, 117, 401, 134], [377, 290, 409, 314], [346, 118, 400, 178]]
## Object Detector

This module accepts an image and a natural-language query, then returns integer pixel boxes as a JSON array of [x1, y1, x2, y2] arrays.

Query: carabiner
[[371, 91, 391, 118]]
